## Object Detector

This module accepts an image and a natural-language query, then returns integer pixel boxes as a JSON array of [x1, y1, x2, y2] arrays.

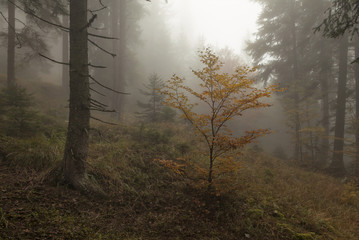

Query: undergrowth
[[0, 122, 359, 239]]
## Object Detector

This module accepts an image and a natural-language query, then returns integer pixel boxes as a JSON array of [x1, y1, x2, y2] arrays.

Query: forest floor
[[1, 144, 359, 240], [0, 81, 359, 239]]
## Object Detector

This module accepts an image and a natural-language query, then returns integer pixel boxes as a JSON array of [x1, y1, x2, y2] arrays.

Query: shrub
[[0, 86, 38, 137]]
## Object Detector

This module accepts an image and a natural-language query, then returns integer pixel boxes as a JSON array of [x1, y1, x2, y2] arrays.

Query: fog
[[2, 1, 359, 238], [0, 0, 356, 168], [0, 0, 301, 156]]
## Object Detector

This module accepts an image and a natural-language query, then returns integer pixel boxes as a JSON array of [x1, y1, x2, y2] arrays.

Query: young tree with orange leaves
[[161, 48, 278, 184]]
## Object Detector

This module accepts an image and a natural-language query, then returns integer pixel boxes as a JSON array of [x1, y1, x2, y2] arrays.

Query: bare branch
[[90, 98, 108, 107], [15, 17, 26, 27], [88, 32, 118, 40], [89, 75, 130, 95], [88, 63, 107, 69], [90, 87, 106, 96], [80, 14, 97, 31], [98, 0, 106, 7], [39, 53, 69, 65], [8, 0, 69, 31], [90, 108, 116, 113], [88, 38, 116, 57], [90, 116, 117, 125], [89, 6, 107, 14]]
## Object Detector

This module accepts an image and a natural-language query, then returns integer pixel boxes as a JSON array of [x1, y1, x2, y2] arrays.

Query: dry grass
[[238, 150, 359, 239], [1, 121, 359, 239]]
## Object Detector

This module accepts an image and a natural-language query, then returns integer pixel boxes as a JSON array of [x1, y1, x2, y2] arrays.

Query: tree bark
[[7, 0, 15, 86], [354, 39, 359, 176], [62, 14, 69, 94], [330, 35, 348, 177], [318, 41, 331, 168], [63, 0, 101, 194]]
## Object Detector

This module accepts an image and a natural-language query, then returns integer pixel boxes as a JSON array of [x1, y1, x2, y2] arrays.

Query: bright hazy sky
[[172, 0, 262, 55]]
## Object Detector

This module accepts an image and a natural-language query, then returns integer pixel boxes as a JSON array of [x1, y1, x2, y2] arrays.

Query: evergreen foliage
[[137, 73, 176, 122], [247, 0, 334, 165], [0, 85, 38, 137]]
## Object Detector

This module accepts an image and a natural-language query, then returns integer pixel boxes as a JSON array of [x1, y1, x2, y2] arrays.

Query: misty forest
[[1, 0, 359, 239]]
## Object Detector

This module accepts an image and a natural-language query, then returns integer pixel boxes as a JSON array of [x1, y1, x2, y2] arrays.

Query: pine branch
[[7, 0, 117, 45], [80, 14, 97, 31], [88, 38, 116, 57], [89, 6, 107, 14], [39, 53, 69, 65], [90, 98, 108, 107], [8, 0, 69, 31], [98, 0, 106, 7], [89, 75, 130, 95], [88, 32, 118, 40], [90, 108, 116, 113], [88, 63, 106, 69], [90, 87, 106, 97], [90, 116, 117, 125]]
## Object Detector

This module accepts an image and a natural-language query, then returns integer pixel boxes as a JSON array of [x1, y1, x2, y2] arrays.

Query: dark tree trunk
[[330, 35, 348, 177], [62, 14, 69, 94], [63, 0, 101, 194], [354, 39, 359, 176], [318, 41, 331, 168], [7, 0, 15, 86]]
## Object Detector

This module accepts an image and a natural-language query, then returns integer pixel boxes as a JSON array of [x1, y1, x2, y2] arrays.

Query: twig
[[89, 75, 130, 95], [90, 98, 108, 107], [88, 63, 106, 69], [88, 38, 116, 57], [80, 14, 97, 31], [39, 53, 69, 65], [89, 6, 107, 14], [8, 0, 68, 31], [88, 32, 118, 40], [90, 108, 116, 113], [90, 87, 106, 96], [90, 116, 117, 125]]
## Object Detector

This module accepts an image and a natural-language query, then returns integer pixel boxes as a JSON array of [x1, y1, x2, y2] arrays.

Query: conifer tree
[[137, 73, 165, 123], [248, 0, 334, 164]]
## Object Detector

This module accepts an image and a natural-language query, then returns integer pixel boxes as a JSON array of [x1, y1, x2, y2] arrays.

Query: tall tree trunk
[[112, 0, 127, 120], [62, 14, 69, 94], [354, 39, 359, 176], [7, 0, 15, 86], [290, 0, 302, 162], [63, 0, 102, 194], [111, 0, 119, 117], [318, 41, 331, 168], [330, 35, 349, 177]]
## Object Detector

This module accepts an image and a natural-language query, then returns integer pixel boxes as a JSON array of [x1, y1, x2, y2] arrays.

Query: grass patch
[[0, 123, 358, 239], [0, 134, 64, 171]]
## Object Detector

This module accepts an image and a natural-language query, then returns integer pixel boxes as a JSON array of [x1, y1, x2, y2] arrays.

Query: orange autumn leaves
[[160, 48, 279, 184]]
